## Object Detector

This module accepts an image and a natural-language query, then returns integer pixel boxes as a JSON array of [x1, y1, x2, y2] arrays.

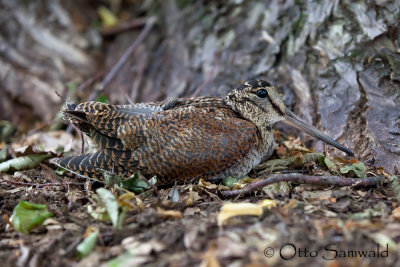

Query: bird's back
[[53, 98, 260, 185]]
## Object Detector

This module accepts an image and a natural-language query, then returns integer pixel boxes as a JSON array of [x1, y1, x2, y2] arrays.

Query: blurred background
[[0, 0, 399, 173]]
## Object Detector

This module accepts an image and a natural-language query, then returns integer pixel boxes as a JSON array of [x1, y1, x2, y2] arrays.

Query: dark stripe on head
[[257, 80, 272, 87], [237, 80, 273, 91], [245, 80, 259, 88]]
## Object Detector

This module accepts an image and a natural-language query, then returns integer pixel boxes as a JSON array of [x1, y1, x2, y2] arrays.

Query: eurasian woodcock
[[53, 80, 353, 186]]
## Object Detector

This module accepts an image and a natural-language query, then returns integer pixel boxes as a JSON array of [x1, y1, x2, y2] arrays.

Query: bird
[[53, 80, 353, 186]]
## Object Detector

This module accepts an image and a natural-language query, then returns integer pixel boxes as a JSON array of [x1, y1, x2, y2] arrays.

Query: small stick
[[0, 179, 85, 188], [220, 173, 385, 198], [87, 17, 156, 102], [76, 71, 106, 93], [55, 91, 66, 102], [122, 87, 135, 105]]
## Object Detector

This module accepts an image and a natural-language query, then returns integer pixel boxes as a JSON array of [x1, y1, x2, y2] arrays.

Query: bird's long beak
[[283, 109, 354, 156]]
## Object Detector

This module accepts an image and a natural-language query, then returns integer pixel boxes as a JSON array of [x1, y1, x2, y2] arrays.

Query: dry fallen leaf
[[186, 185, 201, 206], [17, 131, 76, 154], [281, 198, 298, 216], [258, 199, 277, 209], [218, 203, 262, 226], [334, 156, 358, 164], [200, 243, 221, 267], [217, 200, 276, 226], [184, 224, 200, 249], [198, 179, 218, 190], [157, 208, 183, 220], [199, 178, 229, 193], [118, 191, 145, 211], [82, 226, 99, 238], [122, 237, 165, 256], [391, 206, 400, 221], [283, 137, 312, 153]]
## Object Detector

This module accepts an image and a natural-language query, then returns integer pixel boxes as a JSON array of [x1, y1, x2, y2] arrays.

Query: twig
[[220, 173, 385, 198], [61, 237, 83, 257], [87, 17, 156, 102], [55, 90, 66, 102], [122, 87, 135, 105], [0, 179, 85, 188], [76, 71, 106, 93], [102, 17, 148, 36], [66, 121, 82, 135]]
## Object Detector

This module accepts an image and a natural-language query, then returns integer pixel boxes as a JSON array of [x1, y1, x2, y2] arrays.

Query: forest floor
[[1, 130, 399, 267]]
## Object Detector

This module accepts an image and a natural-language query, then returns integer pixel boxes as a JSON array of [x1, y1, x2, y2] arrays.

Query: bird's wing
[[52, 151, 133, 182], [63, 101, 163, 137], [116, 106, 259, 184], [61, 100, 259, 185]]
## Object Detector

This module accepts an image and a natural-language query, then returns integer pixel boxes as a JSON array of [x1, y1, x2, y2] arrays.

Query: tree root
[[220, 173, 385, 198]]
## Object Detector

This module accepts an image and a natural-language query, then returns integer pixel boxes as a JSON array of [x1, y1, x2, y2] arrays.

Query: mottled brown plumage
[[53, 80, 353, 185]]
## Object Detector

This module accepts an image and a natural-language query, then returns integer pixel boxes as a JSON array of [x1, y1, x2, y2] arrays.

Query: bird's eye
[[255, 89, 268, 98]]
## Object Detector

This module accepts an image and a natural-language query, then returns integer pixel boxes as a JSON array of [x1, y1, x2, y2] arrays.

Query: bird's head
[[225, 80, 353, 156], [225, 80, 286, 126]]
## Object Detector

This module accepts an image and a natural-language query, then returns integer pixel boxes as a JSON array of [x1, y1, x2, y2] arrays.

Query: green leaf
[[96, 188, 119, 229], [12, 200, 53, 234], [222, 177, 239, 189], [148, 176, 157, 184], [89, 189, 127, 230], [49, 112, 66, 131], [55, 145, 65, 154], [120, 173, 151, 194], [76, 231, 99, 258], [102, 170, 124, 185], [66, 81, 77, 96], [97, 93, 109, 103], [87, 201, 110, 222], [302, 152, 324, 163], [0, 154, 51, 172], [340, 162, 367, 178], [369, 232, 398, 251], [107, 252, 135, 267], [117, 208, 127, 230], [98, 6, 118, 27], [0, 120, 16, 143], [348, 206, 385, 220], [55, 166, 67, 175], [0, 146, 8, 163], [323, 157, 336, 171]]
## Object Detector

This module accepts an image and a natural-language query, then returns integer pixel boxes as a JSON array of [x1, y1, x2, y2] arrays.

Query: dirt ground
[[1, 132, 399, 266]]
